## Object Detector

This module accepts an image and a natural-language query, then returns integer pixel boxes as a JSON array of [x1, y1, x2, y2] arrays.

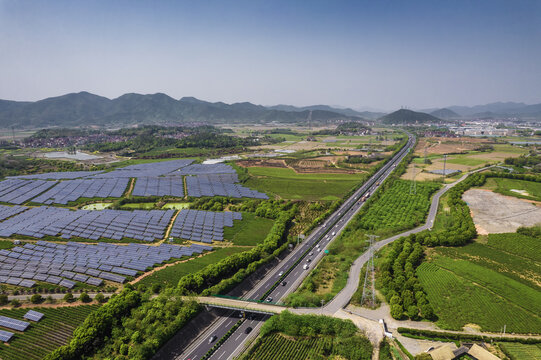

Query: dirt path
[[129, 251, 212, 285], [158, 209, 181, 245]]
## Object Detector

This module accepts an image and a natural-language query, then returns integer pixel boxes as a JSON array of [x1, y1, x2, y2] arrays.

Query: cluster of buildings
[[20, 133, 132, 148]]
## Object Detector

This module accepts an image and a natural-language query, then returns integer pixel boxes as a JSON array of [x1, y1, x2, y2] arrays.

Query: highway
[[176, 133, 416, 360]]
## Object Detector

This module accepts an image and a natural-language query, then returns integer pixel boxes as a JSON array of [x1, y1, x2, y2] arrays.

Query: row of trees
[[379, 236, 435, 320]]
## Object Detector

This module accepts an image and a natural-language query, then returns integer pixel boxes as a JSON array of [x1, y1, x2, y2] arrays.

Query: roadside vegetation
[[240, 311, 372, 360]]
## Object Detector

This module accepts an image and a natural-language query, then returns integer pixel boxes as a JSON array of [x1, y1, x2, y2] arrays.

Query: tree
[[420, 303, 435, 320], [11, 299, 20, 308], [94, 293, 107, 304], [64, 292, 75, 303], [0, 294, 8, 305], [407, 305, 419, 320], [30, 294, 43, 304], [79, 292, 91, 303], [390, 304, 404, 319]]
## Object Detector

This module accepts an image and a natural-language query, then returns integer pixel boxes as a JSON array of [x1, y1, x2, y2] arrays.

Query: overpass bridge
[[188, 296, 287, 316]]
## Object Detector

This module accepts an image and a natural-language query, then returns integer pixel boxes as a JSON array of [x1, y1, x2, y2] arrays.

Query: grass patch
[[136, 247, 247, 288], [80, 202, 112, 210], [481, 177, 541, 201], [245, 167, 367, 201], [223, 213, 274, 246], [120, 202, 156, 209], [161, 202, 191, 210]]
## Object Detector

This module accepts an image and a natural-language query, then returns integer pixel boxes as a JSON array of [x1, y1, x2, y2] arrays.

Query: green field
[[245, 333, 352, 360], [120, 202, 156, 209], [417, 235, 541, 333], [245, 167, 367, 200], [481, 177, 541, 201], [0, 305, 99, 360], [137, 247, 247, 288], [357, 180, 440, 233], [162, 202, 191, 210], [499, 342, 541, 360], [223, 213, 274, 246], [445, 155, 488, 167]]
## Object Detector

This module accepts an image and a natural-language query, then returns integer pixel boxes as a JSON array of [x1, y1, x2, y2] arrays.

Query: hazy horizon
[[1, 0, 540, 110]]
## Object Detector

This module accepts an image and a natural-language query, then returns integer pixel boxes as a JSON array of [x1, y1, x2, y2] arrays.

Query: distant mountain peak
[[379, 109, 441, 124]]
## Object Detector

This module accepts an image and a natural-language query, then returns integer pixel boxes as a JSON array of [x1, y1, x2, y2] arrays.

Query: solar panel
[[0, 315, 30, 331], [0, 329, 14, 342], [23, 310, 44, 322]]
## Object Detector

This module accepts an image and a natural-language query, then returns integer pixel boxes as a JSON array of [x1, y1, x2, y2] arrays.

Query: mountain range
[[1, 92, 540, 129], [0, 92, 364, 129]]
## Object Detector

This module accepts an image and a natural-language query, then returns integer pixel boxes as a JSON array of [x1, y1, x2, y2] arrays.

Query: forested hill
[[0, 92, 363, 128], [378, 109, 442, 124]]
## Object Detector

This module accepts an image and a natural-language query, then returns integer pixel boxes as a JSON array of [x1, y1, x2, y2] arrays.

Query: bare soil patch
[[236, 159, 288, 168], [463, 189, 541, 233], [415, 137, 490, 156]]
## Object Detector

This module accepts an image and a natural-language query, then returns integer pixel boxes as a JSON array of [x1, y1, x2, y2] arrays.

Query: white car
[[278, 271, 283, 276]]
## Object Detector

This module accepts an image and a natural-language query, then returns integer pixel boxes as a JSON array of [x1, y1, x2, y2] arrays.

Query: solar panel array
[[7, 171, 104, 180], [23, 310, 44, 322], [0, 207, 175, 242], [32, 178, 129, 204], [0, 179, 58, 204], [0, 315, 30, 331], [186, 175, 268, 199], [132, 177, 184, 197], [175, 163, 237, 175], [0, 329, 13, 342], [0, 241, 212, 288], [0, 205, 27, 222], [94, 159, 194, 178], [170, 209, 242, 243]]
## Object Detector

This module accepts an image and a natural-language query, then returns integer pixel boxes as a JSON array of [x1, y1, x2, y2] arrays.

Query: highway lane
[[177, 134, 415, 360]]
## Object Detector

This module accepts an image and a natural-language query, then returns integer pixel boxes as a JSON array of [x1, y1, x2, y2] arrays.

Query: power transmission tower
[[307, 110, 312, 130], [361, 235, 379, 307], [410, 162, 416, 195]]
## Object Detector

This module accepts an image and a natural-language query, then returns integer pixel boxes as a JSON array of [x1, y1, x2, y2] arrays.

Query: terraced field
[[0, 305, 99, 360], [418, 233, 541, 333], [499, 342, 541, 360]]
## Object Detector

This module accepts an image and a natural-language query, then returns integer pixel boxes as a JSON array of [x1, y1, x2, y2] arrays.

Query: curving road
[[174, 134, 416, 360]]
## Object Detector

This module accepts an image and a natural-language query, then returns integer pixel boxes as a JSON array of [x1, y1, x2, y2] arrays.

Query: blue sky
[[0, 0, 540, 110]]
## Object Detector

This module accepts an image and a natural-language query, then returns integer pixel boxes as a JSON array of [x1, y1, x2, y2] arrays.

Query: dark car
[[281, 281, 287, 286], [208, 335, 217, 343], [245, 326, 253, 334]]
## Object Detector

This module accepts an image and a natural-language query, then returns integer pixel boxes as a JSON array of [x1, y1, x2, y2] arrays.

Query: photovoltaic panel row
[[0, 241, 212, 287], [0, 207, 174, 242], [132, 177, 184, 197], [93, 159, 193, 178], [186, 175, 268, 199], [0, 315, 30, 331], [0, 179, 58, 205], [170, 209, 242, 243], [0, 329, 13, 342], [7, 171, 105, 180], [23, 310, 44, 322], [174, 163, 237, 175], [32, 178, 129, 205], [0, 205, 27, 222]]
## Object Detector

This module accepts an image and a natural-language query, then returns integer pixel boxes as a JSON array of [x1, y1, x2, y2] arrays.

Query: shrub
[[79, 292, 91, 303], [63, 292, 75, 303], [30, 294, 43, 304]]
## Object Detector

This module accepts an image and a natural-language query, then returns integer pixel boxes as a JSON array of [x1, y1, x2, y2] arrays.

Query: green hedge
[[397, 327, 541, 344]]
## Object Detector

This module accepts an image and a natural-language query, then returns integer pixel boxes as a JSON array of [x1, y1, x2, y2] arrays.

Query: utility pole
[[410, 162, 417, 195], [442, 154, 447, 182], [361, 235, 379, 307]]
